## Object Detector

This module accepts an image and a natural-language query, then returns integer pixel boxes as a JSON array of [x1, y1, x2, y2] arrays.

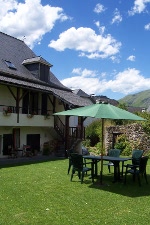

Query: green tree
[[136, 111, 150, 135], [114, 102, 128, 125], [85, 119, 102, 146], [114, 134, 132, 156], [118, 102, 128, 110]]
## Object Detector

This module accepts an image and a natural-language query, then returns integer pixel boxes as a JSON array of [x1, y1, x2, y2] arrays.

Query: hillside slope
[[119, 89, 150, 108]]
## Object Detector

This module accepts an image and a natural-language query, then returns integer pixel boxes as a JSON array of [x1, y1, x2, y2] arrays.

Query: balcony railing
[[0, 105, 53, 116]]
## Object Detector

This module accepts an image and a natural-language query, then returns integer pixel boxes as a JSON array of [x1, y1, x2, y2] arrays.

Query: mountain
[[119, 89, 150, 108]]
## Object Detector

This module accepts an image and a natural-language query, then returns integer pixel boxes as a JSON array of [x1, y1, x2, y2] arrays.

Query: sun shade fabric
[[54, 103, 146, 121]]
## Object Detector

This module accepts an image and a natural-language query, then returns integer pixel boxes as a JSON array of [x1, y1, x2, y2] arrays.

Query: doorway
[[27, 134, 40, 151], [3, 134, 13, 155]]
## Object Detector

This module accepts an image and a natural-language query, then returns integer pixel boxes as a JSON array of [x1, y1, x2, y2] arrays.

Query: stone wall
[[105, 123, 150, 153]]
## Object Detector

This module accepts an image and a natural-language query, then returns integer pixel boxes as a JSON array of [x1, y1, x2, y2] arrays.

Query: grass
[[0, 158, 150, 225]]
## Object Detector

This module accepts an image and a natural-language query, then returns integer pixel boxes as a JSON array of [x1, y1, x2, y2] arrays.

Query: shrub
[[88, 146, 100, 155], [122, 144, 132, 156], [85, 120, 101, 146], [136, 112, 150, 135], [114, 134, 127, 152], [82, 139, 91, 147], [114, 134, 133, 156]]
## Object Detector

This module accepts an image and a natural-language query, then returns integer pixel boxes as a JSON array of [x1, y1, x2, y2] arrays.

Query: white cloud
[[107, 68, 150, 94], [61, 68, 150, 96], [0, 0, 17, 18], [144, 23, 150, 30], [49, 27, 121, 60], [0, 0, 68, 48], [129, 0, 150, 15], [111, 8, 122, 24], [72, 68, 98, 77], [127, 55, 136, 61], [94, 3, 106, 14], [110, 55, 120, 63], [95, 21, 105, 34]]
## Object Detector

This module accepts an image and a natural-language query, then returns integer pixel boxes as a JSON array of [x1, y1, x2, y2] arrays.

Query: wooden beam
[[7, 86, 16, 100], [16, 88, 20, 123]]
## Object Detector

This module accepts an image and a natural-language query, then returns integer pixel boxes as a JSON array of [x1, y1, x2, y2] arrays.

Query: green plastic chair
[[131, 149, 144, 165], [104, 149, 121, 173], [124, 149, 144, 168], [124, 156, 148, 186], [70, 153, 94, 184], [66, 149, 75, 174], [67, 148, 89, 174]]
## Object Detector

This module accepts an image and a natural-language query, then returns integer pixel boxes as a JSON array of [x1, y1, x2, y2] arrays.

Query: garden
[[1, 110, 150, 224], [0, 157, 150, 225]]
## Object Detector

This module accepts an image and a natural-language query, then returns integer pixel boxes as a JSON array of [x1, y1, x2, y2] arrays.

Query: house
[[127, 106, 147, 113], [94, 95, 118, 106], [0, 32, 93, 158], [72, 90, 120, 126]]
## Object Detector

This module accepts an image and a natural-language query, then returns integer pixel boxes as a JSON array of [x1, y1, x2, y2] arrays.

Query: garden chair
[[123, 149, 144, 177], [7, 145, 17, 158], [104, 149, 121, 173], [66, 149, 75, 174], [124, 156, 148, 186], [23, 145, 32, 157], [124, 149, 144, 169], [67, 148, 89, 174], [131, 149, 144, 165], [70, 153, 94, 184]]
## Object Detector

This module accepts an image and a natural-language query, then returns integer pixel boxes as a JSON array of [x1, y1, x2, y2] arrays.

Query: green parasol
[[54, 102, 145, 183]]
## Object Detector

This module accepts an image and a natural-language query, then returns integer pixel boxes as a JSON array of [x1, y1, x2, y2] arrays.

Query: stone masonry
[[105, 123, 150, 154]]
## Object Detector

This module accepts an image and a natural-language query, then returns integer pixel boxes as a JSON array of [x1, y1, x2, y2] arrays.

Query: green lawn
[[0, 158, 150, 225]]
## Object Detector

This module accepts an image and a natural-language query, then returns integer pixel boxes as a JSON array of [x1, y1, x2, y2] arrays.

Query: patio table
[[83, 155, 131, 183]]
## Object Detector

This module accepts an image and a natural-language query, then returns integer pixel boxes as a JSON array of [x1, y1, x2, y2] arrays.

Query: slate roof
[[22, 56, 52, 67], [72, 89, 90, 98], [0, 32, 92, 107]]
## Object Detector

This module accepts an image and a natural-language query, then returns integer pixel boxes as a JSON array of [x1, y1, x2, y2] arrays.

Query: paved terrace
[[0, 154, 65, 166]]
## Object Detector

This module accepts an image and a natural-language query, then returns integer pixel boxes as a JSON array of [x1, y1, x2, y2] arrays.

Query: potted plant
[[44, 113, 50, 120], [3, 106, 12, 116], [27, 114, 34, 118]]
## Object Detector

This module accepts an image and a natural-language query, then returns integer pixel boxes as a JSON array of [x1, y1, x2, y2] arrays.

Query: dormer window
[[5, 60, 16, 70], [22, 56, 52, 82]]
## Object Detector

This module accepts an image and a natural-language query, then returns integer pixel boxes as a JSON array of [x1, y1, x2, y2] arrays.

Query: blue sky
[[1, 0, 150, 100]]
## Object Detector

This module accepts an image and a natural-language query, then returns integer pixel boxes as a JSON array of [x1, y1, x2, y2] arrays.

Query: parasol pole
[[100, 118, 104, 184]]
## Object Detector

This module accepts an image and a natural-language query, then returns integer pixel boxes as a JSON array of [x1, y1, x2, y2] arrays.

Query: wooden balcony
[[0, 105, 54, 127]]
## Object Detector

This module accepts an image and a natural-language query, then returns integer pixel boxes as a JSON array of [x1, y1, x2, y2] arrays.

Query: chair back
[[108, 149, 121, 157], [132, 149, 144, 165], [139, 156, 149, 174], [66, 149, 74, 157], [70, 153, 83, 171]]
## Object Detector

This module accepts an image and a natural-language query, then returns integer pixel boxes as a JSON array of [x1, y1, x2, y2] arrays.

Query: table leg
[[121, 161, 124, 177], [92, 159, 99, 178], [113, 161, 121, 183]]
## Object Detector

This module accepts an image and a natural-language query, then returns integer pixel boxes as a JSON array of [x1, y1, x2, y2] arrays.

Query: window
[[41, 93, 47, 115], [4, 60, 16, 70], [22, 91, 38, 114]]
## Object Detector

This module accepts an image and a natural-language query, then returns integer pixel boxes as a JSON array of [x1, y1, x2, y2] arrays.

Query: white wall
[[0, 126, 55, 157], [0, 85, 16, 112], [19, 127, 53, 151]]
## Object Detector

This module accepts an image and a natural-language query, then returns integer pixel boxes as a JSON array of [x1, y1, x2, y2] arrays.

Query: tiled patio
[[0, 154, 65, 166]]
